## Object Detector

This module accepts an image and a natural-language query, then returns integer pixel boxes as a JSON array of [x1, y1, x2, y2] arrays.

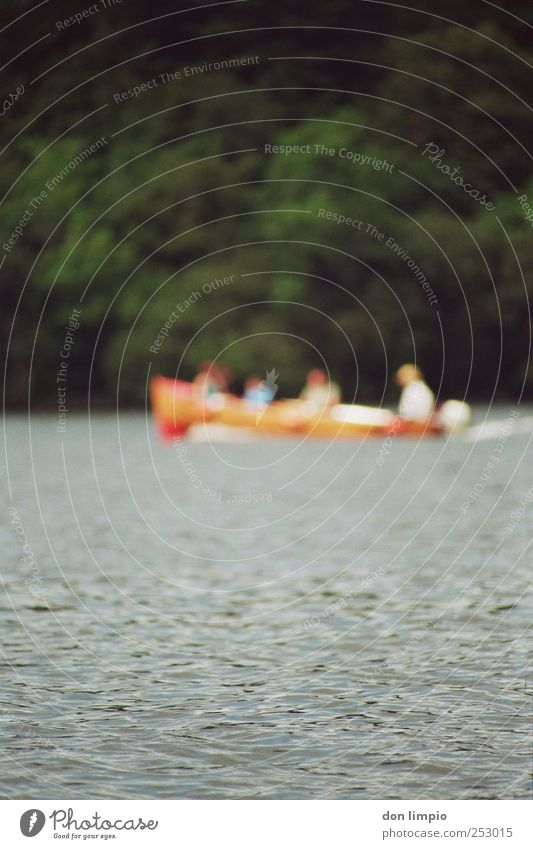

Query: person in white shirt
[[299, 369, 341, 415], [396, 363, 435, 423]]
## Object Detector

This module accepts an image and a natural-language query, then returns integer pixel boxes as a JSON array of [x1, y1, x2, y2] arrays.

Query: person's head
[[307, 368, 327, 386], [396, 363, 423, 387], [198, 361, 230, 390], [244, 375, 261, 390]]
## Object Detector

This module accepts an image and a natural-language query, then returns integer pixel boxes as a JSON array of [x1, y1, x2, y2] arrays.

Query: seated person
[[396, 363, 435, 423], [192, 361, 229, 408], [299, 369, 341, 414], [243, 375, 276, 408]]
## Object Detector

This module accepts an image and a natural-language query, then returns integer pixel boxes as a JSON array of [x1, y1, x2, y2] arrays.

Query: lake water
[[1, 411, 531, 799]]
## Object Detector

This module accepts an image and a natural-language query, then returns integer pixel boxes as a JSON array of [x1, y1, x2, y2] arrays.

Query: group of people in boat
[[192, 360, 436, 424]]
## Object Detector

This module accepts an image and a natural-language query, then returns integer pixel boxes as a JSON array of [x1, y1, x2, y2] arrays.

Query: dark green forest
[[2, 0, 532, 408]]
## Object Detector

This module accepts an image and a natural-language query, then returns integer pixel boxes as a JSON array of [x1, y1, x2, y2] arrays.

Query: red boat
[[150, 376, 443, 440]]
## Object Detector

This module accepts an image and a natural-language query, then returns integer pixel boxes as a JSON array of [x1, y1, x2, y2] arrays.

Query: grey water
[[1, 410, 531, 799]]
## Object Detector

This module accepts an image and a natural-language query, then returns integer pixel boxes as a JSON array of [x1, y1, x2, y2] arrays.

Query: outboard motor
[[439, 399, 472, 433]]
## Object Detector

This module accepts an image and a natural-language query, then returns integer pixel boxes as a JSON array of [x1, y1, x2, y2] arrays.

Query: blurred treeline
[[1, 0, 532, 407]]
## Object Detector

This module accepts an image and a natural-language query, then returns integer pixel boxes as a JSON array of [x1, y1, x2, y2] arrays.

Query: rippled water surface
[[1, 412, 531, 799]]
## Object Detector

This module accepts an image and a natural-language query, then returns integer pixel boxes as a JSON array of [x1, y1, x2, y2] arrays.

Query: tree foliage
[[1, 0, 531, 407]]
